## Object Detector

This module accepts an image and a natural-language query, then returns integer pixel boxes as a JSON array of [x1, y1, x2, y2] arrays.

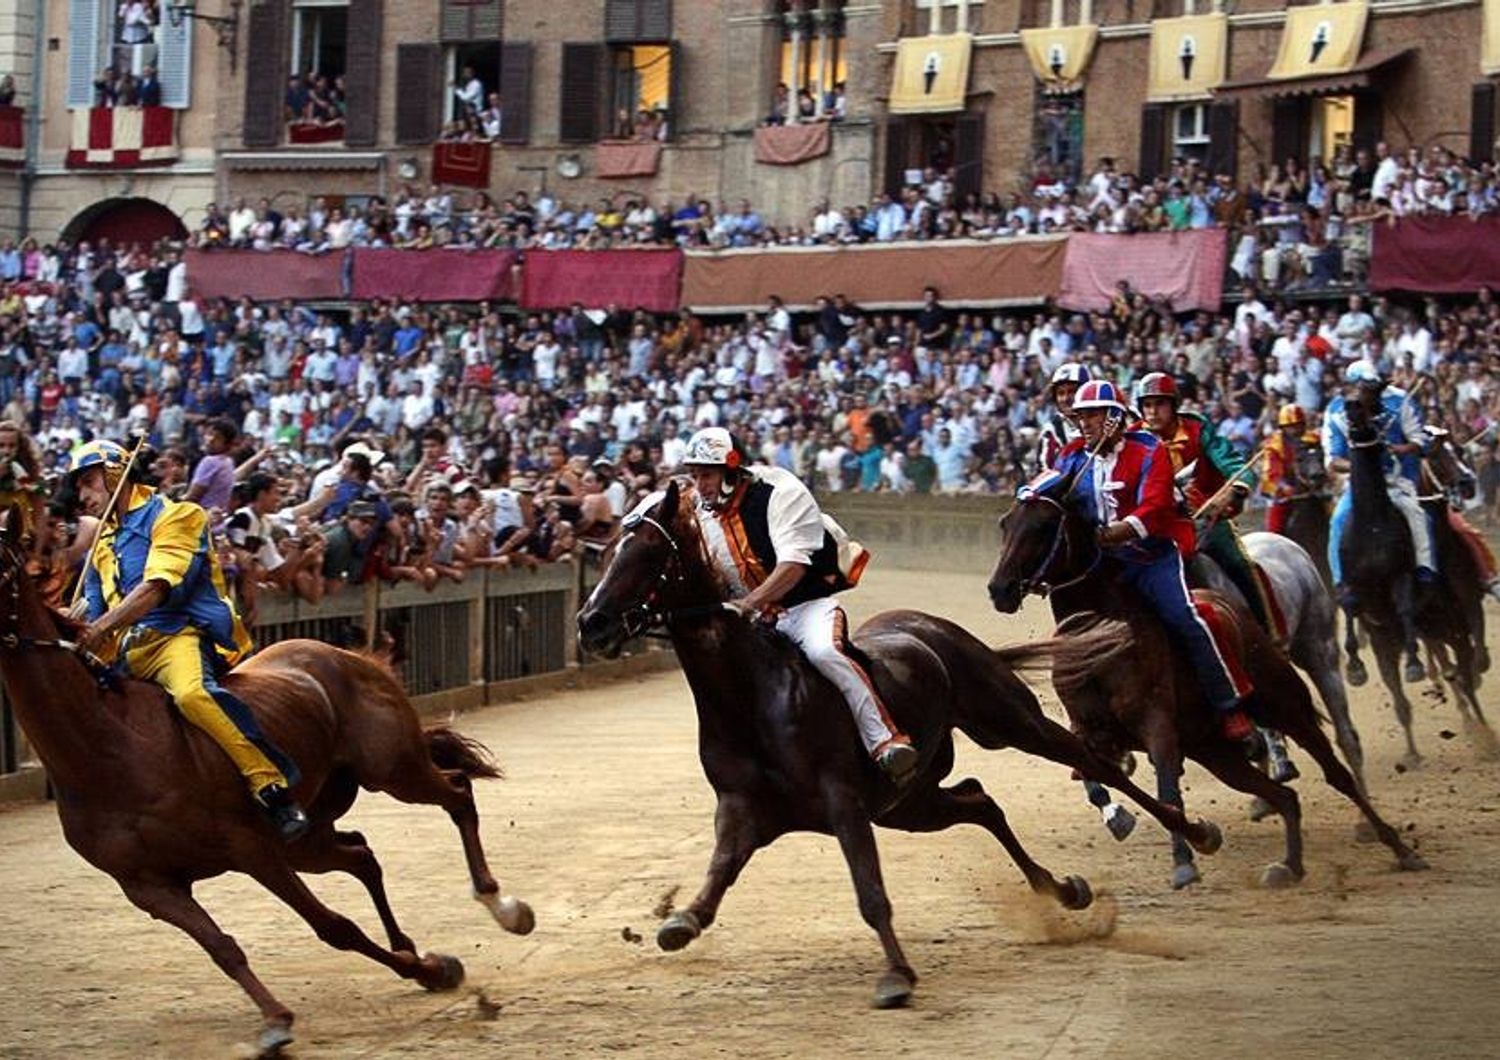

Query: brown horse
[[576, 482, 1223, 1009], [0, 517, 533, 1057], [986, 469, 1428, 890]]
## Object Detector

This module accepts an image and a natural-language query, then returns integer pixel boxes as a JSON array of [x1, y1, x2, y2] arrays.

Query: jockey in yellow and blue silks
[[68, 440, 309, 841]]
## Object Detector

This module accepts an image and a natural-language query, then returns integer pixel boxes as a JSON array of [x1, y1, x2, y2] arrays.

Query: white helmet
[[683, 427, 743, 469], [1049, 363, 1092, 388]]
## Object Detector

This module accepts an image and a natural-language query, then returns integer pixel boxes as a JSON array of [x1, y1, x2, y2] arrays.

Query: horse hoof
[[1354, 819, 1380, 844], [256, 1024, 294, 1058], [1170, 863, 1201, 890], [1248, 796, 1278, 822], [1190, 820, 1223, 856], [1399, 851, 1430, 872], [1404, 661, 1427, 684], [1120, 752, 1138, 778], [499, 897, 535, 936], [1260, 863, 1300, 889], [1399, 752, 1424, 772], [1270, 759, 1300, 784], [1059, 875, 1094, 910], [1103, 803, 1136, 842], [419, 952, 466, 992], [872, 969, 915, 1010], [1346, 659, 1368, 687], [657, 910, 702, 952]]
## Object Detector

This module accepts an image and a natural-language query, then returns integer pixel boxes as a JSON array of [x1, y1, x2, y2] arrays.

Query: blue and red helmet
[[1071, 379, 1128, 414]]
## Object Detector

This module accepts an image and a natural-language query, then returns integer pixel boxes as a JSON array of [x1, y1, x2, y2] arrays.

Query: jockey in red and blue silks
[[1020, 379, 1255, 740]]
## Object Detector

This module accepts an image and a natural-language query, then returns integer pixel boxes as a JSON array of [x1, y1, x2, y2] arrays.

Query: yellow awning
[[1147, 14, 1228, 102], [1020, 25, 1100, 89], [1484, 0, 1500, 75], [1267, 0, 1369, 80], [888, 33, 974, 115]]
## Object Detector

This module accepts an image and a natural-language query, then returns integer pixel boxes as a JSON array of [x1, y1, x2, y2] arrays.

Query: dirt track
[[1, 568, 1498, 1060]]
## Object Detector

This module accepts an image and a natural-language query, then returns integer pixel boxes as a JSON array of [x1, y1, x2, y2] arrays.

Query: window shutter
[[665, 39, 682, 140], [157, 6, 194, 108], [1206, 100, 1239, 178], [953, 113, 985, 203], [1471, 82, 1497, 164], [66, 0, 101, 109], [441, 0, 504, 42], [884, 116, 910, 198], [605, 0, 639, 42], [638, 0, 672, 40], [1137, 104, 1167, 182], [559, 42, 603, 144], [395, 42, 442, 145], [343, 0, 383, 146], [1351, 94, 1382, 157], [1270, 97, 1307, 169], [242, 0, 288, 147], [498, 41, 532, 144]]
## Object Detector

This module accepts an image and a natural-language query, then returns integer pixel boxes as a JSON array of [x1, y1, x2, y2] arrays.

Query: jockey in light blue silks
[[1322, 362, 1435, 600]]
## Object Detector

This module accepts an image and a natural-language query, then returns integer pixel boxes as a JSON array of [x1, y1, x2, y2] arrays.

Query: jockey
[[1136, 371, 1285, 642], [1021, 381, 1254, 740], [68, 440, 309, 841], [1037, 363, 1090, 469], [1322, 362, 1435, 599], [681, 427, 919, 782], [1421, 425, 1500, 603], [1261, 404, 1325, 535]]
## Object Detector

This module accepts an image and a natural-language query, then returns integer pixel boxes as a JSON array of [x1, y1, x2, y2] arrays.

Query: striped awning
[[1214, 46, 1412, 100]]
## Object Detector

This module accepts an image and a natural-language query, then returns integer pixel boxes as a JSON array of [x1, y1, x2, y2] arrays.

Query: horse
[[1279, 441, 1334, 589], [986, 468, 1427, 891], [1421, 428, 1490, 677], [0, 516, 534, 1057], [575, 481, 1223, 1009], [1339, 391, 1488, 765]]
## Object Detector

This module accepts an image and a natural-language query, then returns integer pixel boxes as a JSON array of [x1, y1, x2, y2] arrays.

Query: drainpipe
[[18, 0, 45, 238]]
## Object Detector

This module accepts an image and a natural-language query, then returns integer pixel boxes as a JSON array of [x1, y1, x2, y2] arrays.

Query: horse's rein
[[615, 513, 737, 637], [1015, 494, 1102, 597], [0, 550, 117, 683]]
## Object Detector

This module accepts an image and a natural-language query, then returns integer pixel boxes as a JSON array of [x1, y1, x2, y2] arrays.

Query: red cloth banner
[[681, 239, 1067, 311], [287, 121, 345, 144], [1370, 216, 1500, 293], [521, 249, 683, 312], [753, 122, 831, 166], [66, 106, 178, 168], [185, 248, 346, 301], [0, 105, 22, 167], [432, 141, 492, 188], [350, 248, 518, 302], [1058, 228, 1227, 313], [596, 141, 662, 178]]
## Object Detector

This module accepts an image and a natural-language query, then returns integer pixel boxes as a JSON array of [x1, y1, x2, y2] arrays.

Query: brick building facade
[[0, 1, 1493, 247]]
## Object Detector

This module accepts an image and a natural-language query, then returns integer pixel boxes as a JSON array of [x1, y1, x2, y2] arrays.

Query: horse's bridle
[[1012, 494, 1102, 597], [0, 547, 117, 683], [610, 510, 734, 639]]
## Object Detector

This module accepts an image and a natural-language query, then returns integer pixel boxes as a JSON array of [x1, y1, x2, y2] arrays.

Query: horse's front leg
[[826, 784, 915, 1010], [1392, 576, 1426, 684], [658, 794, 764, 952], [1143, 720, 1198, 890], [1342, 604, 1368, 686]]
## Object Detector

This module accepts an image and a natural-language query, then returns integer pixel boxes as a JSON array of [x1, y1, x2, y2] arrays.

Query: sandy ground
[[1, 568, 1498, 1060]]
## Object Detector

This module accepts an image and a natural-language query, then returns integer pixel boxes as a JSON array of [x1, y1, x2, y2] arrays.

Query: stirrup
[[255, 784, 310, 843]]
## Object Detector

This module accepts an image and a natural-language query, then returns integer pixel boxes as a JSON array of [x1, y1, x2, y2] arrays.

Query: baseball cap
[[346, 501, 379, 520]]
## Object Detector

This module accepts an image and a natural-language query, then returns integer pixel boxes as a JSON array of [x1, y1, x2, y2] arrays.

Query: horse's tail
[[993, 613, 1135, 691], [424, 726, 504, 780]]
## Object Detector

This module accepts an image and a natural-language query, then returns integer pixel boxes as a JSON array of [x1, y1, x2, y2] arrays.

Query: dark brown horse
[[986, 468, 1428, 890], [1279, 440, 1334, 590], [0, 517, 533, 1057], [575, 482, 1222, 1009]]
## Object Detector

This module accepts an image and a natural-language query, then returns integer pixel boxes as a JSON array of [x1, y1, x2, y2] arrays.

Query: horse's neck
[[0, 598, 127, 788], [1348, 441, 1396, 519]]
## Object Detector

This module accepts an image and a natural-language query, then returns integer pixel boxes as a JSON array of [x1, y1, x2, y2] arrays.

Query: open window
[[773, 0, 847, 122]]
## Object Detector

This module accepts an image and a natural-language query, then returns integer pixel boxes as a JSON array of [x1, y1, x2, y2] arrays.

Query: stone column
[[786, 3, 805, 125]]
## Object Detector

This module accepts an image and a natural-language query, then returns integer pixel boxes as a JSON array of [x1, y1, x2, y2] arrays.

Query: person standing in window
[[453, 65, 483, 119]]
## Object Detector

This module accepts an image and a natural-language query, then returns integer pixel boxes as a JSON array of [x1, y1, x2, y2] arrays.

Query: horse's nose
[[576, 608, 615, 653], [988, 579, 1019, 614]]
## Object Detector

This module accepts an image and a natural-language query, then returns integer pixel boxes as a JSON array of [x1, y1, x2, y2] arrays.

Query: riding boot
[[255, 783, 310, 842], [873, 736, 919, 784]]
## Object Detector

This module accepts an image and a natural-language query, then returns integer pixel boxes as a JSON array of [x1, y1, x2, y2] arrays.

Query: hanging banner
[[1485, 0, 1500, 75], [1147, 14, 1229, 102], [1267, 0, 1368, 80], [1019, 25, 1100, 89], [888, 32, 974, 114]]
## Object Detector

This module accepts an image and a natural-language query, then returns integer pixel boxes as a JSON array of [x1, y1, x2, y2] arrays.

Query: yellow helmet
[[1276, 405, 1307, 429], [65, 439, 132, 493]]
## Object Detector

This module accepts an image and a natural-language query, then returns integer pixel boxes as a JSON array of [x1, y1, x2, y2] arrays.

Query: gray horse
[[1080, 529, 1366, 885]]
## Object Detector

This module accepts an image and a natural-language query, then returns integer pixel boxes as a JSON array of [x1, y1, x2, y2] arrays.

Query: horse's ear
[[0, 504, 20, 542], [660, 478, 681, 523]]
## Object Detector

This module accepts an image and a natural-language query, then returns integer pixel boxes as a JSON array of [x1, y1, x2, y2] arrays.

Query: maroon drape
[[521, 249, 683, 312], [432, 141, 492, 188], [1058, 228, 1227, 313], [753, 123, 831, 165], [185, 248, 345, 301], [350, 247, 518, 301], [595, 141, 661, 178], [287, 121, 345, 144], [1371, 216, 1500, 293]]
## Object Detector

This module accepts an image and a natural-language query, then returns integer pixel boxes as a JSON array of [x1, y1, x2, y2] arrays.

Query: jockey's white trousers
[[774, 595, 901, 754]]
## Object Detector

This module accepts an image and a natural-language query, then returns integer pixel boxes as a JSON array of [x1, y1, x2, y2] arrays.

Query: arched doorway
[[62, 197, 187, 249]]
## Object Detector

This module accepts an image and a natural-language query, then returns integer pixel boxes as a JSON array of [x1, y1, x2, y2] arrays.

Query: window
[[447, 45, 501, 124], [292, 1, 349, 84], [67, 0, 192, 109], [774, 0, 847, 122], [1310, 95, 1354, 163], [1172, 102, 1209, 165], [1034, 87, 1084, 186], [608, 44, 673, 139]]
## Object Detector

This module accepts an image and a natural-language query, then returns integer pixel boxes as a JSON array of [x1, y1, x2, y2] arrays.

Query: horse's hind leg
[[827, 788, 916, 1010], [379, 763, 534, 936], [884, 777, 1092, 910], [659, 795, 764, 952], [1194, 746, 1304, 887], [1342, 607, 1369, 686], [1083, 778, 1137, 841], [1299, 636, 1367, 795], [248, 859, 469, 993], [1141, 721, 1201, 891], [1371, 627, 1423, 767], [1281, 705, 1429, 872], [288, 829, 417, 954], [119, 878, 297, 1056]]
